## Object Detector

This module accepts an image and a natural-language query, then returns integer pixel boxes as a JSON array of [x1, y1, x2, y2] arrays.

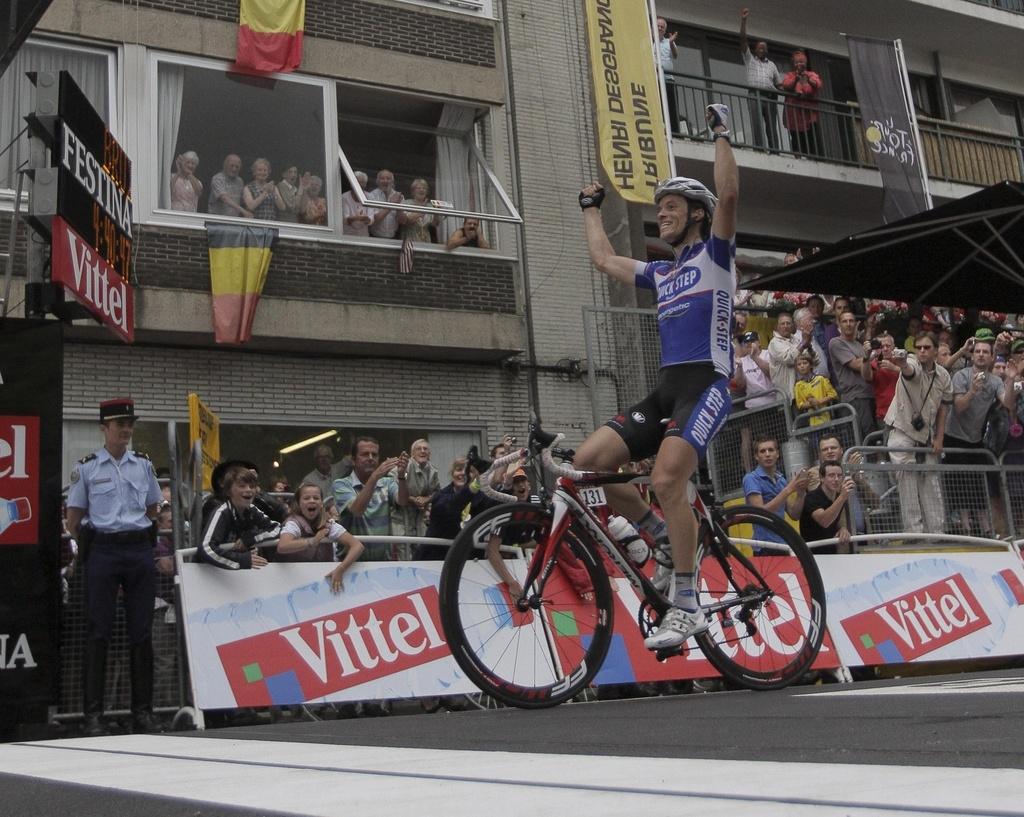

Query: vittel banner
[[821, 554, 1024, 667], [178, 563, 479, 709], [179, 555, 842, 710], [0, 320, 63, 720]]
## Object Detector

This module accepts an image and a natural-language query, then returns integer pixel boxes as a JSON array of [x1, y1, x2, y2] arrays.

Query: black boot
[[130, 641, 162, 734], [82, 641, 108, 737]]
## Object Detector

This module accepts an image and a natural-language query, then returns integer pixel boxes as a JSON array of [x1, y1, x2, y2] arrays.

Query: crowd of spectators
[[731, 283, 1024, 545], [171, 154, 492, 249]]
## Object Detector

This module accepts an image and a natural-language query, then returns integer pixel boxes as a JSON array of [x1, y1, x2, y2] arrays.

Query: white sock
[[672, 572, 698, 612]]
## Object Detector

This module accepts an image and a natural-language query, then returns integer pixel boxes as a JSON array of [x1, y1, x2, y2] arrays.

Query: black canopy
[[744, 181, 1024, 312]]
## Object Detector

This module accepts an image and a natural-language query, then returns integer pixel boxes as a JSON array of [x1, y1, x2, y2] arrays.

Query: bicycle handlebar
[[476, 448, 527, 503]]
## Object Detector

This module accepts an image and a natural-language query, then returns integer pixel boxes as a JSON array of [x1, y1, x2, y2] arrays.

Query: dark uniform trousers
[[83, 529, 157, 725]]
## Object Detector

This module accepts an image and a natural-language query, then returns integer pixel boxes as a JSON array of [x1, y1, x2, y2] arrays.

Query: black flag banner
[[847, 36, 932, 223]]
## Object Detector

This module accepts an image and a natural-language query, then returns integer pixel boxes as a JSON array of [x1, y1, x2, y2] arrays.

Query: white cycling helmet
[[653, 176, 717, 219]]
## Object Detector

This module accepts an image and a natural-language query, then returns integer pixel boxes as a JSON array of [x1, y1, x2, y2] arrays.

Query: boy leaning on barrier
[[883, 330, 953, 534]]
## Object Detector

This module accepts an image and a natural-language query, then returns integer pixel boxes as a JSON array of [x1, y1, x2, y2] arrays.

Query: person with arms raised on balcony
[[656, 17, 680, 135], [739, 8, 782, 150], [573, 104, 738, 651]]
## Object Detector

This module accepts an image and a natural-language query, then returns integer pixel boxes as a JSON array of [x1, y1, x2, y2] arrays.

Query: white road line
[[0, 735, 1021, 817], [800, 677, 1024, 696]]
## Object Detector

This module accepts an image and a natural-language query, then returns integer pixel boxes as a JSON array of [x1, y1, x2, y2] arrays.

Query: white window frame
[[393, 0, 494, 19], [0, 36, 118, 207], [336, 94, 521, 227], [139, 51, 338, 237]]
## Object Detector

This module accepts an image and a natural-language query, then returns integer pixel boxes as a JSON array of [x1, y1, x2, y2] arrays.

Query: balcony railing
[[966, 0, 1024, 13], [665, 71, 1024, 187]]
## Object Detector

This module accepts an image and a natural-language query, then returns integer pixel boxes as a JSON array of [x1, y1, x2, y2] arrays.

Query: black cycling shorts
[[604, 363, 732, 460]]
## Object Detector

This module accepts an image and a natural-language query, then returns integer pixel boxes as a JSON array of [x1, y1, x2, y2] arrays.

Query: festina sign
[[51, 215, 133, 343], [53, 72, 134, 343]]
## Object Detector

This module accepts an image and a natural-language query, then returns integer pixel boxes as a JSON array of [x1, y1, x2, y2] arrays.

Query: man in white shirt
[[739, 8, 782, 150], [368, 169, 403, 238], [656, 17, 679, 134]]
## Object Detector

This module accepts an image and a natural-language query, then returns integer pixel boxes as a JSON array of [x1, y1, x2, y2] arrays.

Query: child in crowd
[[277, 483, 364, 593], [793, 351, 837, 427], [196, 464, 278, 569]]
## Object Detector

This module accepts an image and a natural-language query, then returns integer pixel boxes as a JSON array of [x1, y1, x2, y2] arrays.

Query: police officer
[[66, 398, 163, 736]]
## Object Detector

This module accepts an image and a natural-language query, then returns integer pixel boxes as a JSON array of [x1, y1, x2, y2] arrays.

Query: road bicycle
[[438, 424, 827, 708]]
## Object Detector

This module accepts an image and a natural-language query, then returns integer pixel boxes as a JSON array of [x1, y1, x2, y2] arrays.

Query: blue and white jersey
[[634, 235, 735, 377]]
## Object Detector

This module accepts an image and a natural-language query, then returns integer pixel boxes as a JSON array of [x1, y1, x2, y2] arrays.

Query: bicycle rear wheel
[[438, 502, 614, 709], [694, 504, 826, 690]]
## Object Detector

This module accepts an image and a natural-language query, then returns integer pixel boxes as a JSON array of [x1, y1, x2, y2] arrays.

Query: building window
[[395, 0, 493, 17], [950, 85, 1022, 137], [0, 38, 114, 198], [337, 82, 521, 247], [153, 55, 330, 227]]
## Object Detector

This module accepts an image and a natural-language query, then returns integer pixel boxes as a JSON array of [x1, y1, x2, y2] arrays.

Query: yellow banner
[[188, 393, 221, 492], [584, 0, 670, 204]]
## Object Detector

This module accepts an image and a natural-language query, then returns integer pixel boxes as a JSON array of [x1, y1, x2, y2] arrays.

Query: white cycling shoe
[[644, 607, 710, 650]]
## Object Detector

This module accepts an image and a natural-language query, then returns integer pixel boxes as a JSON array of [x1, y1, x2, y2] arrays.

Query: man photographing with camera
[[883, 330, 952, 533]]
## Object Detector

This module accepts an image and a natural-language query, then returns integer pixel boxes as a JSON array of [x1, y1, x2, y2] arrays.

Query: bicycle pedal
[[654, 644, 687, 662]]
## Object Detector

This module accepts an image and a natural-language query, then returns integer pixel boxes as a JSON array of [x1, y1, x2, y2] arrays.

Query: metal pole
[[24, 125, 47, 318], [1, 169, 23, 318]]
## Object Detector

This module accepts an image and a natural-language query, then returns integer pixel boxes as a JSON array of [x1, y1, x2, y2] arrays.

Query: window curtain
[[157, 64, 185, 209], [434, 103, 476, 244], [0, 42, 108, 192]]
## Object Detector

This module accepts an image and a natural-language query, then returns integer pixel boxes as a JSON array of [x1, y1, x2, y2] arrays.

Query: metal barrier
[[838, 445, 1017, 546], [707, 389, 794, 501], [791, 401, 863, 451], [582, 305, 661, 430]]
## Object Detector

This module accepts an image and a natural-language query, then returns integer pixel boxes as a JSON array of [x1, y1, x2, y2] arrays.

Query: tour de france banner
[[847, 36, 932, 224], [584, 0, 670, 204], [818, 553, 1024, 667], [179, 554, 839, 709]]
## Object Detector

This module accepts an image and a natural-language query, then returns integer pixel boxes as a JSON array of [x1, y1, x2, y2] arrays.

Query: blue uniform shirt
[[67, 448, 162, 532], [742, 465, 789, 545]]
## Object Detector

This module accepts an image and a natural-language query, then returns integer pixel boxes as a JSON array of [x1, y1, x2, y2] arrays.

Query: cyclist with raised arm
[[574, 104, 738, 651]]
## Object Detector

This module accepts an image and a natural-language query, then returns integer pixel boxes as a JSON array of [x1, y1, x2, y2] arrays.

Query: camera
[[869, 337, 882, 350], [1015, 381, 1023, 393], [739, 331, 759, 344], [893, 348, 908, 360], [966, 337, 976, 349], [911, 414, 926, 432]]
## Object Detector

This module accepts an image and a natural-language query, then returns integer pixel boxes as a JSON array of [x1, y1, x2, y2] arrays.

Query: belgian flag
[[207, 223, 278, 344], [236, 0, 306, 73]]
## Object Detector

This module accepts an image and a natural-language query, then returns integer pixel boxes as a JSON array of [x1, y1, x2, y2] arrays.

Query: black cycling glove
[[579, 188, 605, 210]]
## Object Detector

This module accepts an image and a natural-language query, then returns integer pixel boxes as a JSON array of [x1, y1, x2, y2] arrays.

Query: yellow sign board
[[584, 0, 670, 203], [188, 393, 220, 491]]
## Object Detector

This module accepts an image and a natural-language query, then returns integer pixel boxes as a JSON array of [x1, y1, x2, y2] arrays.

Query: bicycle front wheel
[[694, 504, 826, 690], [438, 502, 614, 709]]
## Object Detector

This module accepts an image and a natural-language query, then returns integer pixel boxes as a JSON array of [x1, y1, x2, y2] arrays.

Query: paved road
[[1, 669, 1022, 816]]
